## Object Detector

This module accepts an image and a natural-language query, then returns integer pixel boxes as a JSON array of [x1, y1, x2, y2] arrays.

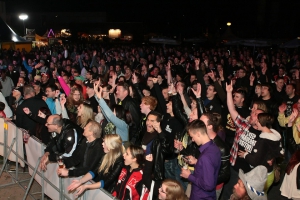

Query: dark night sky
[[2, 0, 300, 39]]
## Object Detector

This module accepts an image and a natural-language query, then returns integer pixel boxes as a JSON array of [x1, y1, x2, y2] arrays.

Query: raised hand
[[226, 81, 233, 93], [278, 103, 287, 113], [23, 107, 31, 115], [145, 154, 153, 162], [249, 72, 255, 83], [191, 83, 201, 98], [288, 108, 299, 124], [94, 80, 102, 99], [60, 95, 66, 106], [194, 58, 200, 69], [207, 70, 216, 82]]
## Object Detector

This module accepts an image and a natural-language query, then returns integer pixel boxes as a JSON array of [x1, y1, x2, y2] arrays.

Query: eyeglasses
[[159, 185, 166, 194]]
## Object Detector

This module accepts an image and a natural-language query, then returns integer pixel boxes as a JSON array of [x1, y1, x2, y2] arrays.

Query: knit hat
[[239, 165, 267, 200]]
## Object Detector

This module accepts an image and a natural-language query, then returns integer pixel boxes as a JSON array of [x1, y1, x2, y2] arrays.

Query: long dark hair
[[110, 104, 126, 122], [286, 150, 300, 175], [36, 107, 51, 140]]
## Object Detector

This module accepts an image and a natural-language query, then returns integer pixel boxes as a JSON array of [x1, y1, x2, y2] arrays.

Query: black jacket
[[151, 130, 172, 181], [15, 96, 48, 134], [45, 119, 83, 162], [92, 155, 124, 193], [287, 126, 300, 155], [212, 135, 230, 184], [120, 95, 140, 143], [64, 138, 105, 177]]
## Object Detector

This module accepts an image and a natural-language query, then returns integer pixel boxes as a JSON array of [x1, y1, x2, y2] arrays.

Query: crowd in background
[[1, 43, 300, 200]]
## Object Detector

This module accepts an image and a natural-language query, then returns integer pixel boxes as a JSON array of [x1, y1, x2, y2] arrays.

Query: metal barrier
[[0, 118, 117, 200]]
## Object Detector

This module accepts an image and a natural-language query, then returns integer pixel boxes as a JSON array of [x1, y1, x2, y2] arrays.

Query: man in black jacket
[[15, 85, 48, 134], [40, 115, 83, 171], [200, 112, 230, 200], [57, 120, 104, 177], [115, 81, 140, 143]]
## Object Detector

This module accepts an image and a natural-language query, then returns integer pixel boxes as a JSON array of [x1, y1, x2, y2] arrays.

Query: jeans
[[164, 158, 177, 180]]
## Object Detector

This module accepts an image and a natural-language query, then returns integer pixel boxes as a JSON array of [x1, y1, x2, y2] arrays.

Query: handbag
[[273, 163, 281, 183]]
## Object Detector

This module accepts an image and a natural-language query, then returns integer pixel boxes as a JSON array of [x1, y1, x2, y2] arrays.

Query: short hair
[[141, 96, 158, 111], [257, 113, 274, 128], [23, 85, 35, 96], [52, 115, 63, 127], [186, 119, 207, 135], [46, 84, 58, 91], [0, 102, 5, 111], [148, 111, 162, 122], [287, 83, 296, 90], [276, 77, 284, 82], [117, 81, 130, 93], [235, 89, 247, 98], [202, 112, 222, 133], [261, 83, 273, 94], [252, 101, 268, 113], [87, 120, 102, 138], [127, 145, 145, 168]]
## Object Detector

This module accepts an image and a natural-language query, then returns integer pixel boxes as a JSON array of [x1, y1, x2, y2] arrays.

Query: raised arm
[[226, 81, 238, 120]]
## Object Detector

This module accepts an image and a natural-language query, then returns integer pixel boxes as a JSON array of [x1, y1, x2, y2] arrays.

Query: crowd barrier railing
[[0, 118, 117, 200]]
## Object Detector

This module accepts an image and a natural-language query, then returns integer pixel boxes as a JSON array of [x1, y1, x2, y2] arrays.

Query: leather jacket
[[92, 155, 124, 193], [45, 119, 83, 162], [287, 126, 300, 154], [212, 135, 231, 184], [151, 130, 172, 181]]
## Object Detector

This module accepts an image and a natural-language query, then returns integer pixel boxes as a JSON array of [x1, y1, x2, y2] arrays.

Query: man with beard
[[230, 166, 267, 200]]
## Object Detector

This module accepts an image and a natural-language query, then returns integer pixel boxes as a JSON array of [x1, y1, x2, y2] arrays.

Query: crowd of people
[[1, 43, 300, 200]]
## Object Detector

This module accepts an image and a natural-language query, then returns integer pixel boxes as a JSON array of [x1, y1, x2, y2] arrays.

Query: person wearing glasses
[[39, 114, 83, 171]]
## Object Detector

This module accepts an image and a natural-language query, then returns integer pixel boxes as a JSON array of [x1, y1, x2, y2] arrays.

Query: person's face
[[77, 104, 83, 116], [232, 179, 247, 199], [158, 183, 167, 200], [203, 74, 209, 83], [123, 148, 136, 166], [232, 59, 237, 66], [140, 101, 150, 114], [190, 75, 196, 83], [45, 88, 55, 98], [146, 114, 157, 133], [199, 115, 210, 131], [233, 93, 244, 107], [166, 101, 173, 114], [189, 108, 198, 122], [116, 86, 126, 100], [73, 91, 81, 101], [162, 89, 168, 101], [18, 78, 25, 84], [153, 68, 159, 76], [45, 116, 56, 132], [255, 86, 261, 95], [278, 69, 284, 76], [261, 86, 270, 97], [206, 85, 216, 99], [102, 141, 110, 153], [83, 123, 92, 138], [62, 76, 69, 84], [147, 77, 153, 88], [190, 100, 197, 110], [188, 129, 201, 145], [237, 69, 245, 78], [38, 111, 46, 118], [20, 71, 26, 77], [12, 90, 21, 98], [116, 65, 121, 72], [285, 85, 294, 96], [8, 65, 13, 71], [157, 75, 163, 84], [249, 109, 263, 125], [41, 75, 48, 83]]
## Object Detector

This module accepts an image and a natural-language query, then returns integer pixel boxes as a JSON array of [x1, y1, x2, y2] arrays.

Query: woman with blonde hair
[[77, 101, 94, 128], [159, 179, 189, 200], [66, 87, 84, 123], [67, 134, 124, 196]]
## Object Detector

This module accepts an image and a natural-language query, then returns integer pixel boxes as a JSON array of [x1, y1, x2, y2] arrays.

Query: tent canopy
[[0, 17, 28, 42]]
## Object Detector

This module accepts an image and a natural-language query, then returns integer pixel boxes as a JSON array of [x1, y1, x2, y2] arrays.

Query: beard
[[230, 189, 245, 200]]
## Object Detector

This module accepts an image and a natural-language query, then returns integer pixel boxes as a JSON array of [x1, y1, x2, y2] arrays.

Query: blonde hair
[[98, 134, 124, 174], [77, 103, 94, 128], [163, 179, 188, 200], [253, 101, 268, 113]]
